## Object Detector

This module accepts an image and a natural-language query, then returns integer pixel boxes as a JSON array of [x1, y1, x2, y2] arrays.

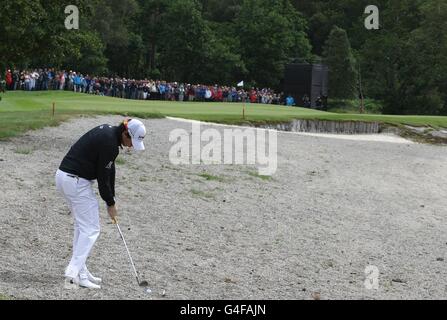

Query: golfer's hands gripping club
[[108, 204, 118, 224]]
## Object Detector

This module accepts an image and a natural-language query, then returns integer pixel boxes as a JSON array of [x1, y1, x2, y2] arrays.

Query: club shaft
[[115, 223, 140, 284]]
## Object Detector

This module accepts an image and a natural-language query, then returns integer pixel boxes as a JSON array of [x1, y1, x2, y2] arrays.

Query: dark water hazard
[[257, 119, 380, 134]]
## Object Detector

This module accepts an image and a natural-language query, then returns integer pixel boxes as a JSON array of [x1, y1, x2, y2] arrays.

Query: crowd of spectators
[[3, 68, 294, 105]]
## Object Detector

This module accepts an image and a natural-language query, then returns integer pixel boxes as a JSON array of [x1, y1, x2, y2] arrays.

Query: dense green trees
[[158, 0, 222, 83], [235, 0, 311, 87], [360, 0, 447, 114], [0, 0, 309, 87], [295, 0, 447, 114], [0, 0, 107, 74], [323, 26, 357, 99], [1, 0, 447, 114]]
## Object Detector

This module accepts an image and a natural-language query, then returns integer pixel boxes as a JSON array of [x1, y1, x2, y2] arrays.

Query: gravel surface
[[0, 115, 446, 300]]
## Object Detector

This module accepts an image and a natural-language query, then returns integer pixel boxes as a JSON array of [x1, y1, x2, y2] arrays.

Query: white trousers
[[55, 169, 100, 279]]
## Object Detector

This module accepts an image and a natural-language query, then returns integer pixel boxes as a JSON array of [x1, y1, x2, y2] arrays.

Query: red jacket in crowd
[[5, 71, 13, 86], [250, 90, 257, 103], [215, 88, 223, 101]]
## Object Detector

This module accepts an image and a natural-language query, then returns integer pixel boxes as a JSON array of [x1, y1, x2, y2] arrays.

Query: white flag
[[237, 81, 244, 87]]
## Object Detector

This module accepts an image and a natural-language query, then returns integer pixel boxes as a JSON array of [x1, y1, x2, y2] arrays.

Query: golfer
[[55, 119, 146, 289]]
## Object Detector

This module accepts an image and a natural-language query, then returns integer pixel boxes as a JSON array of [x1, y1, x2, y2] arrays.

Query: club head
[[139, 281, 151, 294]]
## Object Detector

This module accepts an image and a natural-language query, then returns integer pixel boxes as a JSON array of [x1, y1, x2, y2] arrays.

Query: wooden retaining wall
[[259, 120, 380, 134]]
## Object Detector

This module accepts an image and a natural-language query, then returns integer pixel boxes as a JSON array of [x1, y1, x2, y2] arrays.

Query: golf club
[[115, 222, 150, 289]]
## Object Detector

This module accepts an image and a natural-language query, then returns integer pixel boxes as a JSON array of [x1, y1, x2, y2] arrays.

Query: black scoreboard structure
[[284, 63, 329, 109]]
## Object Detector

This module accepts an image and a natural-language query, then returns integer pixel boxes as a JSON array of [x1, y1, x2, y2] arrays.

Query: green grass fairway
[[1, 91, 447, 139]]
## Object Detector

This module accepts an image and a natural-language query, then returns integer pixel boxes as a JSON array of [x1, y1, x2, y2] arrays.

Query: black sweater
[[59, 124, 121, 206]]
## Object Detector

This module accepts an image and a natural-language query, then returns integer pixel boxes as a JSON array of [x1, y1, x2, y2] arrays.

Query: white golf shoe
[[65, 276, 101, 290], [80, 269, 102, 285], [78, 277, 101, 289]]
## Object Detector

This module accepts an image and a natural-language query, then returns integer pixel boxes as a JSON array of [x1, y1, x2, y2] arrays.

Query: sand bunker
[[0, 115, 446, 300]]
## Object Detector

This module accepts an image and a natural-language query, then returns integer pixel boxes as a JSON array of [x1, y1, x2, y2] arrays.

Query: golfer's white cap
[[127, 119, 146, 151]]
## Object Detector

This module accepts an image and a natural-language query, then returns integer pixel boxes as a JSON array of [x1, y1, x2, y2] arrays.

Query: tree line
[[1, 0, 447, 115]]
